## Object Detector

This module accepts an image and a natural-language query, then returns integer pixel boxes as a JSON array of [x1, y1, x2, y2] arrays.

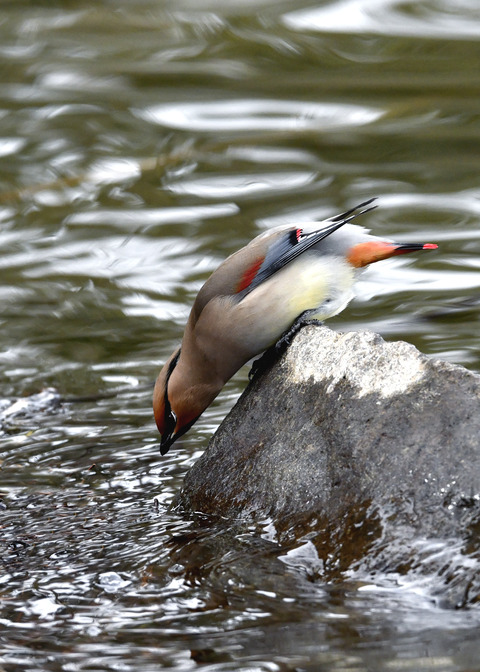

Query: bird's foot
[[248, 312, 324, 382]]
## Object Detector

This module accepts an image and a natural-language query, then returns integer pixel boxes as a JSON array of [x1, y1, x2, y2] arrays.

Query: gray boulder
[[174, 326, 480, 606]]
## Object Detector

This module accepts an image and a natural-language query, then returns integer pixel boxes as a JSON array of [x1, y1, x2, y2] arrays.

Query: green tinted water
[[2, 1, 480, 670]]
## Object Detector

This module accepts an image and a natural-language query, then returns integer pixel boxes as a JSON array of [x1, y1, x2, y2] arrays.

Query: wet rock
[[174, 326, 480, 606]]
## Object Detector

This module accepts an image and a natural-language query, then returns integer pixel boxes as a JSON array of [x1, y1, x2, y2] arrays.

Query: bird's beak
[[160, 432, 175, 456]]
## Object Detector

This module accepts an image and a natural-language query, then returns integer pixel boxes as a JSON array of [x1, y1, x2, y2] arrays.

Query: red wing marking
[[236, 256, 265, 293]]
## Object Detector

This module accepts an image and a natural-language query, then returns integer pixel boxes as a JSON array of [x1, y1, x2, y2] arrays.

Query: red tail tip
[[422, 243, 438, 250]]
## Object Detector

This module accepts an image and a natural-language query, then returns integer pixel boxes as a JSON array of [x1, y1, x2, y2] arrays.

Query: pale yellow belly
[[196, 252, 355, 374]]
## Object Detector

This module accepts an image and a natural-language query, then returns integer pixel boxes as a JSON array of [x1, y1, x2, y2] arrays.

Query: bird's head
[[153, 348, 219, 455]]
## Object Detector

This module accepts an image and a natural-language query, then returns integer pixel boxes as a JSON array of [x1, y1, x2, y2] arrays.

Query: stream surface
[[2, 1, 480, 670]]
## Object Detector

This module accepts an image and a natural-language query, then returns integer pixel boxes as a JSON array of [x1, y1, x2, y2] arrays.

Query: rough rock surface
[[174, 326, 480, 606]]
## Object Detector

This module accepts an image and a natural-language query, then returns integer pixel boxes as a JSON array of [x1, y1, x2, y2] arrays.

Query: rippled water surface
[[2, 1, 480, 670]]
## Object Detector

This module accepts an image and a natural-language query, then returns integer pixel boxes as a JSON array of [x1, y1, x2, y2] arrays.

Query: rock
[[174, 326, 480, 606]]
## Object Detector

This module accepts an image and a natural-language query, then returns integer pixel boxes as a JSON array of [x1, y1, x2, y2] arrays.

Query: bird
[[153, 198, 437, 455]]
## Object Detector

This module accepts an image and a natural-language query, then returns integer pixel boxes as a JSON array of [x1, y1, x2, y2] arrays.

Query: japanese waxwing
[[154, 198, 437, 454]]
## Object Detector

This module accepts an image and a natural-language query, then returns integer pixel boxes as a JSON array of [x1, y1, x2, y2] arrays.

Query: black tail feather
[[330, 197, 378, 223]]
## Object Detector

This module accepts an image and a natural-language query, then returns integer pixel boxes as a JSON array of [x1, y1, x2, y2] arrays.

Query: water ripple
[[1, 1, 480, 669], [138, 99, 383, 133], [284, 0, 480, 40]]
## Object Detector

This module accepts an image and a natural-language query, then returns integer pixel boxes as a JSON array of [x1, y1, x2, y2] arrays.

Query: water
[[1, 0, 480, 670]]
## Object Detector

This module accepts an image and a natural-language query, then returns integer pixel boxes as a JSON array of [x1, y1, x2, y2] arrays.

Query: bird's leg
[[249, 311, 324, 381]]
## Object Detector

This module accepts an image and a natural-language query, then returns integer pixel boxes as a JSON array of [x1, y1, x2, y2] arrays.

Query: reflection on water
[[138, 99, 383, 132], [1, 0, 480, 670], [285, 0, 480, 38]]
